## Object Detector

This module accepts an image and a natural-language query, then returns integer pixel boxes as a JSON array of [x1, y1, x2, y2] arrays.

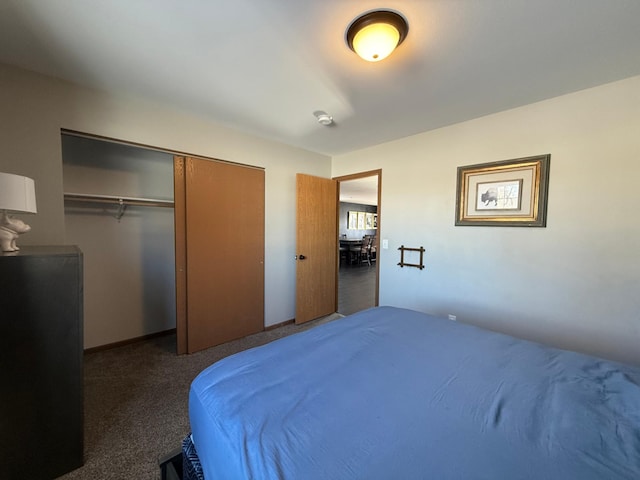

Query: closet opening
[[62, 133, 177, 352]]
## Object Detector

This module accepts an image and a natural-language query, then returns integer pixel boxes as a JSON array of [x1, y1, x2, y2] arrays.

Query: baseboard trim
[[265, 319, 294, 331], [85, 319, 301, 353], [84, 328, 177, 354]]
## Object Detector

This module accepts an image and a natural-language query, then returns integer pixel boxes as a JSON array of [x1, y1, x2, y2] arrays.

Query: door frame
[[333, 169, 382, 308]]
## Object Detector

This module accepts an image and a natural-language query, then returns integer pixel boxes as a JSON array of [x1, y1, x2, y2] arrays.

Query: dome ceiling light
[[346, 10, 408, 62]]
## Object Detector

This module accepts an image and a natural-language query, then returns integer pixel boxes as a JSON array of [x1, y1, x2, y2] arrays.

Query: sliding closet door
[[174, 156, 265, 354]]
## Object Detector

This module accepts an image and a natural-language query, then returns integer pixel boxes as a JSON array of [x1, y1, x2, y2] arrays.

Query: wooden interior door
[[295, 173, 337, 324], [174, 156, 265, 353]]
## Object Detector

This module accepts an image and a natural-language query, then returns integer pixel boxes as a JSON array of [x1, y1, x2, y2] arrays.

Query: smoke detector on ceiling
[[313, 110, 334, 126]]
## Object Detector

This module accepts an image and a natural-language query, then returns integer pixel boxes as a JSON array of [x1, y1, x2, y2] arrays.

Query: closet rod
[[64, 192, 174, 208]]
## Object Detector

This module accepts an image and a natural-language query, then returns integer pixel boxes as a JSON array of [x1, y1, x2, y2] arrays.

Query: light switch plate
[[382, 239, 389, 249]]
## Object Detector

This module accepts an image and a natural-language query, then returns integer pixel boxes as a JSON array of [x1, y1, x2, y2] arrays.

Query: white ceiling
[[1, 1, 639, 156]]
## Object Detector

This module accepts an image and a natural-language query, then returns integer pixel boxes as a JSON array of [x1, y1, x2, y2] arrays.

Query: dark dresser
[[0, 246, 83, 479]]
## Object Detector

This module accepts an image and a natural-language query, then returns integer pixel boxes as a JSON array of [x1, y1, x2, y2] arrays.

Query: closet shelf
[[64, 192, 174, 220]]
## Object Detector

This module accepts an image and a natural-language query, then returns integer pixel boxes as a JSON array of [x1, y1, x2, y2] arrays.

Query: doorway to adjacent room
[[335, 171, 380, 316]]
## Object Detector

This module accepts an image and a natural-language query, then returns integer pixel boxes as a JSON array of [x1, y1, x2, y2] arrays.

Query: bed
[[185, 306, 640, 479]]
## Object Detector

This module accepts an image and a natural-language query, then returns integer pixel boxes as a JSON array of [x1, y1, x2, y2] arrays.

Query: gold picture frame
[[455, 154, 550, 227]]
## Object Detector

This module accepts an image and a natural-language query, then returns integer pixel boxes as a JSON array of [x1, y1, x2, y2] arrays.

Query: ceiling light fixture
[[346, 10, 408, 62]]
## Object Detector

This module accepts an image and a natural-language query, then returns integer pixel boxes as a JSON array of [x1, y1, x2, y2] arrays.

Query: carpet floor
[[57, 313, 342, 480]]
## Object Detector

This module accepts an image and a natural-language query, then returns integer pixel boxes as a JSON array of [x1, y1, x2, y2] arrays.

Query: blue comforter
[[189, 307, 640, 479]]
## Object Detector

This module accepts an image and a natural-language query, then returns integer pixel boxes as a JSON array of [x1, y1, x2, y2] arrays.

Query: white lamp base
[[0, 211, 32, 252]]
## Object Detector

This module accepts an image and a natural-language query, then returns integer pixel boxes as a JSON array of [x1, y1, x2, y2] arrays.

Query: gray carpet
[[57, 313, 343, 480]]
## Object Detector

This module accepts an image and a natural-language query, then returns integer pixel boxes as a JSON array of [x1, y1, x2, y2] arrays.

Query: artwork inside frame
[[455, 154, 550, 227], [475, 179, 523, 211], [348, 211, 359, 229], [365, 213, 374, 229]]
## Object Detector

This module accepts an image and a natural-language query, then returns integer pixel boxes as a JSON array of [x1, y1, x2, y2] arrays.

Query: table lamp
[[0, 172, 37, 252]]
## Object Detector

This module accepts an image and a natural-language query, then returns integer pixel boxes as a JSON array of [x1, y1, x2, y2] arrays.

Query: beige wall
[[333, 75, 640, 366], [4, 62, 639, 364], [0, 63, 331, 335]]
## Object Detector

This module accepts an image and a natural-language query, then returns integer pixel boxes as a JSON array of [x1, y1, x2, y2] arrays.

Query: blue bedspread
[[189, 306, 640, 479]]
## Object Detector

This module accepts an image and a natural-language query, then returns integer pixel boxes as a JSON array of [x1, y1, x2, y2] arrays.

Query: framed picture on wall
[[365, 213, 374, 229], [357, 212, 365, 230], [455, 154, 550, 227], [373, 214, 377, 229], [348, 211, 358, 229]]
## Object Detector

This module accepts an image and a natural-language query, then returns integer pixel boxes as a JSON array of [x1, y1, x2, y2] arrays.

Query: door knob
[[298, 254, 306, 260]]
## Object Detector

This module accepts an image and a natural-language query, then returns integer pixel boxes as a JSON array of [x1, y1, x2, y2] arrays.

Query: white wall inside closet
[[62, 134, 175, 349]]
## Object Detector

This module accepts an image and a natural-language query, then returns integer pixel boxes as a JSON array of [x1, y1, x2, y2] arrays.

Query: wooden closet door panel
[[183, 156, 264, 353]]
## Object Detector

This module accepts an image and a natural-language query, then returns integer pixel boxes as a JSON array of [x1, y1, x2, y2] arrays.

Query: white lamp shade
[[0, 172, 37, 214]]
